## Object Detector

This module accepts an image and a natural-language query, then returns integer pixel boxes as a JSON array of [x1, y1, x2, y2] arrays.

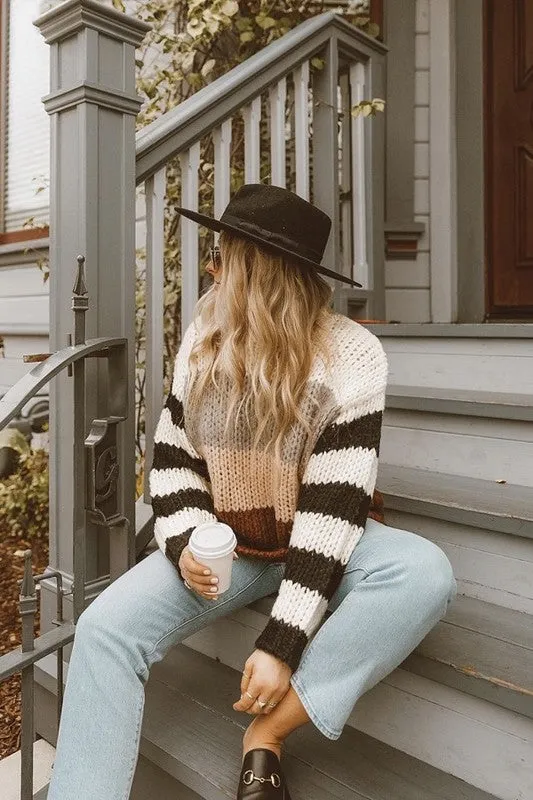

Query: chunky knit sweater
[[149, 312, 388, 671]]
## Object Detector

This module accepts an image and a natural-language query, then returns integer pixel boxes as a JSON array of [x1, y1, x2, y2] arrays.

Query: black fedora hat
[[175, 183, 363, 288]]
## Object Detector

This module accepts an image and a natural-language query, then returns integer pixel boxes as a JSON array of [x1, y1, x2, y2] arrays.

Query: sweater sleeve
[[148, 322, 218, 576], [254, 341, 388, 671]]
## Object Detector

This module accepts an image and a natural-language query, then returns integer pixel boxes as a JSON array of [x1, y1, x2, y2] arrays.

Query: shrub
[[0, 448, 49, 541]]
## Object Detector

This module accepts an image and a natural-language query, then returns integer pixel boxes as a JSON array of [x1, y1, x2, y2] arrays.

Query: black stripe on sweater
[[152, 487, 214, 519], [164, 528, 194, 574], [315, 409, 382, 456], [254, 617, 309, 673], [165, 391, 185, 428], [283, 545, 346, 598], [151, 442, 210, 481], [298, 482, 372, 527]]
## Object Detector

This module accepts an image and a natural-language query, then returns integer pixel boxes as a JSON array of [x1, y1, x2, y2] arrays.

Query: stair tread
[[248, 593, 533, 716], [403, 595, 533, 714], [387, 384, 532, 410], [146, 644, 498, 800], [377, 464, 533, 536]]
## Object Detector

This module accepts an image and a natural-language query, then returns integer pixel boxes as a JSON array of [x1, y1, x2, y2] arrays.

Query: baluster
[[339, 72, 353, 279], [312, 38, 340, 295], [269, 78, 287, 187], [293, 62, 310, 200], [19, 550, 36, 800], [213, 119, 233, 241], [144, 167, 166, 503], [179, 143, 201, 335], [350, 61, 368, 288], [243, 97, 261, 183]]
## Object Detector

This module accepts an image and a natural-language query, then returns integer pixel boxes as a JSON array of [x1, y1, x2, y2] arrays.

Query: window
[[1, 0, 49, 243]]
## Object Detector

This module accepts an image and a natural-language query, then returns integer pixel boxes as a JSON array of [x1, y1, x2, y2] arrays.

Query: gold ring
[[242, 671, 250, 678], [245, 690, 256, 701], [257, 699, 267, 708], [267, 701, 277, 707]]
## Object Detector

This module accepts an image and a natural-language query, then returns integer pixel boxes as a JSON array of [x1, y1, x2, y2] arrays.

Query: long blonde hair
[[184, 230, 335, 463]]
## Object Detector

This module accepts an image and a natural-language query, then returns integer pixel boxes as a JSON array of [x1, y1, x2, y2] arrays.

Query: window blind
[[5, 0, 50, 232]]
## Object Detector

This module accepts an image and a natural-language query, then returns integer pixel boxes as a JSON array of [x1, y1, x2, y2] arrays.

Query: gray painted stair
[[377, 463, 533, 539], [385, 385, 533, 422], [402, 595, 533, 718], [248, 593, 533, 720], [141, 643, 498, 800]]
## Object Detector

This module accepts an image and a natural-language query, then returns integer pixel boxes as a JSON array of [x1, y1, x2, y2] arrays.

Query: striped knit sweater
[[149, 312, 388, 671]]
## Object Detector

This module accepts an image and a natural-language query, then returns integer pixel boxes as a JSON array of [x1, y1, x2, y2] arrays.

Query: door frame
[[455, 0, 486, 322]]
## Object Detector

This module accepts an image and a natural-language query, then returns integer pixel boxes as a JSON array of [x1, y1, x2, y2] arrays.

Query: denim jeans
[[47, 517, 457, 800]]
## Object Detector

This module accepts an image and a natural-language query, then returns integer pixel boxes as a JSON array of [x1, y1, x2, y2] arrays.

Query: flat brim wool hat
[[175, 183, 363, 288]]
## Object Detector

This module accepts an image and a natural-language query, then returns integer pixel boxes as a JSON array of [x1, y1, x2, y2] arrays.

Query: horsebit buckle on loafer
[[242, 769, 281, 788]]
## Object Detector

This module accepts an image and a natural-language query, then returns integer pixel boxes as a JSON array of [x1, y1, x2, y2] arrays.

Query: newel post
[[34, 0, 150, 633]]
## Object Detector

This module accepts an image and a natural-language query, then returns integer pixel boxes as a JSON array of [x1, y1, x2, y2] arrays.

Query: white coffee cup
[[188, 521, 237, 594]]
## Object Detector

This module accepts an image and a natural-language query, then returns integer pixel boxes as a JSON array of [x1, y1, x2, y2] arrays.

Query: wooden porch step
[[402, 594, 533, 718], [385, 385, 533, 422], [142, 643, 498, 800], [377, 463, 533, 539], [248, 593, 533, 720]]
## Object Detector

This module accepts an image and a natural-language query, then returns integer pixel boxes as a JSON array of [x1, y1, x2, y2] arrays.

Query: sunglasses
[[207, 246, 222, 284]]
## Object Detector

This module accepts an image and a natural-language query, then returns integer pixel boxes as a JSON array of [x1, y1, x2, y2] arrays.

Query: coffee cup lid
[[189, 522, 237, 558]]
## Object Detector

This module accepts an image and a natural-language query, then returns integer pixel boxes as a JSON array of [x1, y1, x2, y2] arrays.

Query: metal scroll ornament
[[85, 417, 124, 526]]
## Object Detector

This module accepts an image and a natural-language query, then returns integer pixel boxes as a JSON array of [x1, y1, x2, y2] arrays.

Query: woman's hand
[[233, 649, 292, 715], [178, 546, 238, 600]]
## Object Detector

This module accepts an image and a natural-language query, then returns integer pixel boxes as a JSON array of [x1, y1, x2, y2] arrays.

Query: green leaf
[[236, 17, 253, 31], [220, 0, 239, 16], [182, 51, 195, 72], [240, 30, 255, 43], [206, 17, 221, 34], [311, 57, 325, 70], [201, 59, 216, 77], [256, 16, 276, 30]]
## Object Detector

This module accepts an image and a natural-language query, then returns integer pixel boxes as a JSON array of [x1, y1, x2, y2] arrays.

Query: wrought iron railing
[[0, 256, 130, 800]]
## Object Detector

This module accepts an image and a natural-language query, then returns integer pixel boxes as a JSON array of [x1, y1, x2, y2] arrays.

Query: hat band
[[221, 214, 322, 262]]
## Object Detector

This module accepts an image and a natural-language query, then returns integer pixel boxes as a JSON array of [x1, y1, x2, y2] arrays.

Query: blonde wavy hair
[[184, 230, 335, 464]]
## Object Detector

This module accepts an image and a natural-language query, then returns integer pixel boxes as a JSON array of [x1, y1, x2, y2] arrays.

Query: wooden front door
[[485, 0, 533, 318]]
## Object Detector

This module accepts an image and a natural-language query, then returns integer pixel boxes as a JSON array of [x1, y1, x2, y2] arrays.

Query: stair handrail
[[135, 11, 386, 182]]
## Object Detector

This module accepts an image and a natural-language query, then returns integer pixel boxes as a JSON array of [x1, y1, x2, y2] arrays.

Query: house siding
[[385, 0, 432, 323]]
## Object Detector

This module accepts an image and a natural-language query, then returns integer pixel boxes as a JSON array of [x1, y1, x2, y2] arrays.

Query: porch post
[[34, 0, 149, 633]]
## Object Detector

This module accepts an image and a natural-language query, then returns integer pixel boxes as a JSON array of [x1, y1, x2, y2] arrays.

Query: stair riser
[[181, 618, 533, 800], [384, 510, 533, 614], [382, 338, 533, 394], [381, 411, 533, 487]]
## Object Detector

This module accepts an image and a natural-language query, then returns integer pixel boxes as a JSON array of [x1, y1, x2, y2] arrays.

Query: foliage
[[0, 447, 49, 541], [351, 98, 386, 117]]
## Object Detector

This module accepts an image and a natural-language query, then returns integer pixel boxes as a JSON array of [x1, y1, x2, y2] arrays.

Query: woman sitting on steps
[[47, 183, 457, 800]]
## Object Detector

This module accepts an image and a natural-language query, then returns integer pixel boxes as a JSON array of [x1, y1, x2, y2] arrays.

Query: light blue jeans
[[47, 518, 457, 800]]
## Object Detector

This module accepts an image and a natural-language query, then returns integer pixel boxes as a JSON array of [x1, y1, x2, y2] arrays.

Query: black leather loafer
[[237, 747, 292, 799]]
